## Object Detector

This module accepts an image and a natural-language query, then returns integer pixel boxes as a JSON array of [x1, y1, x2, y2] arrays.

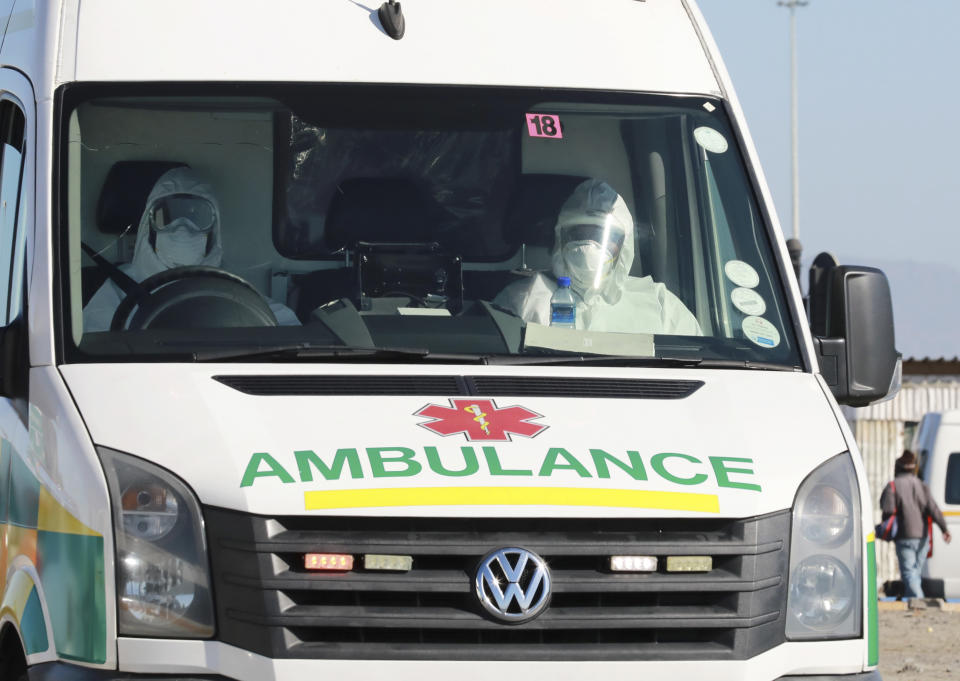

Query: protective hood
[[129, 167, 225, 281], [551, 179, 634, 305]]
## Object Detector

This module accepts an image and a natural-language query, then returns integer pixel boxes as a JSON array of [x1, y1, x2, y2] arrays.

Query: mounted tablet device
[[355, 242, 463, 315]]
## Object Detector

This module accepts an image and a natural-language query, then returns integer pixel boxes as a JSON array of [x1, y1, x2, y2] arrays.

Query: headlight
[[99, 447, 215, 638], [786, 453, 861, 640], [789, 556, 855, 629], [797, 484, 851, 546]]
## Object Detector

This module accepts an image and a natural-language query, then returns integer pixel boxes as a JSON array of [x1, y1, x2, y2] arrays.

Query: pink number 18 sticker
[[526, 113, 563, 139]]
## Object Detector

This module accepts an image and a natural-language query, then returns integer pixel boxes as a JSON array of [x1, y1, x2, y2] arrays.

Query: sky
[[697, 1, 960, 358]]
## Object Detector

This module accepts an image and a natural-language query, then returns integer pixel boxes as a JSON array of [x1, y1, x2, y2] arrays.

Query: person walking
[[879, 450, 952, 600]]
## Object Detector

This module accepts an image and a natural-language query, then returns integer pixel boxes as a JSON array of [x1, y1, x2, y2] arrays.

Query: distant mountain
[[831, 257, 960, 360]]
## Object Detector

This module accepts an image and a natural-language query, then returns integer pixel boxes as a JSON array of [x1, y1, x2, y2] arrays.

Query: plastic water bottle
[[550, 276, 576, 328]]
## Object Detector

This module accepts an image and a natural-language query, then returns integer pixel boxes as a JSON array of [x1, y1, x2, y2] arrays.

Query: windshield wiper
[[486, 354, 798, 370], [190, 343, 485, 363], [187, 343, 795, 370]]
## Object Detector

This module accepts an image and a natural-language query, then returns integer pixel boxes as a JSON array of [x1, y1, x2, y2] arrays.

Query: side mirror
[[809, 258, 901, 407]]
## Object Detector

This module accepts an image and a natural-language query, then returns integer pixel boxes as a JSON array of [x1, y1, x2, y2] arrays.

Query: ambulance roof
[[55, 0, 721, 96]]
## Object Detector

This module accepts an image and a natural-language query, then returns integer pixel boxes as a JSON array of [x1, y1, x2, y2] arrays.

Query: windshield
[[58, 84, 801, 367]]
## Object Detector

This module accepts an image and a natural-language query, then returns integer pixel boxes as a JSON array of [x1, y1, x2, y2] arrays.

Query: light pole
[[778, 0, 807, 280]]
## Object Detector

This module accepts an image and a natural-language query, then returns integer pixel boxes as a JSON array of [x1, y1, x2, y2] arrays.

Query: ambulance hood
[[60, 365, 847, 519]]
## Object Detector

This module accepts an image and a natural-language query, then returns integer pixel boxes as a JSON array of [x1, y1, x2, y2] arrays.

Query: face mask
[[563, 241, 616, 292], [154, 220, 210, 268]]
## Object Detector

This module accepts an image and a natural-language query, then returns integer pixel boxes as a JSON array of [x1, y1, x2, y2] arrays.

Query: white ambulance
[[0, 1, 899, 680]]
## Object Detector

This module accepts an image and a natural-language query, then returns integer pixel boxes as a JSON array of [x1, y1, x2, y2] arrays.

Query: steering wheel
[[110, 266, 278, 331]]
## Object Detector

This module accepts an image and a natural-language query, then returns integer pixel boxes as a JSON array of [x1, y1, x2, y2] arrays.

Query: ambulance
[[0, 1, 899, 679]]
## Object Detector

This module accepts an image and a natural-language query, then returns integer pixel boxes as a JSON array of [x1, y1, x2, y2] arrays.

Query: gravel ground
[[878, 606, 960, 680]]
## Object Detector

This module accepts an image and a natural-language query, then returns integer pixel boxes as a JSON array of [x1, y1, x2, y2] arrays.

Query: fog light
[[610, 555, 657, 572], [364, 554, 413, 571], [666, 556, 712, 572], [305, 553, 354, 571]]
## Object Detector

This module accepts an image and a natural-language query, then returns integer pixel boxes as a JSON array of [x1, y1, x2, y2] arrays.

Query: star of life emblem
[[414, 398, 548, 442]]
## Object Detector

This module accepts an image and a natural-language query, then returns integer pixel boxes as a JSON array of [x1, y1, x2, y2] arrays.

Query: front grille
[[206, 510, 789, 661]]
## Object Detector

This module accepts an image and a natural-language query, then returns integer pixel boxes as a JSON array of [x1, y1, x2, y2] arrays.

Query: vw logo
[[475, 547, 551, 623]]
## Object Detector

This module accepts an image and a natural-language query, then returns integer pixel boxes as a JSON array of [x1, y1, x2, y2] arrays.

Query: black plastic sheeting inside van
[[275, 118, 519, 260]]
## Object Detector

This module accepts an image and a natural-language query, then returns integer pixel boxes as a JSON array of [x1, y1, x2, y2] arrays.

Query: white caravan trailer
[[912, 410, 960, 598], [0, 1, 899, 680]]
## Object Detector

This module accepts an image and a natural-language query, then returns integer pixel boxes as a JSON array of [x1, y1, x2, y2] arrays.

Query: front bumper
[[27, 664, 882, 681]]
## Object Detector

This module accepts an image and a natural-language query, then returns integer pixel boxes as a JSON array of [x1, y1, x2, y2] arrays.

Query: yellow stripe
[[305, 486, 720, 513], [37, 487, 100, 536], [866, 532, 876, 542], [943, 510, 960, 516]]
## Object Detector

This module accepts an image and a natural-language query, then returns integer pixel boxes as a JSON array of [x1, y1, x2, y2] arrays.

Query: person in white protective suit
[[83, 167, 300, 332], [494, 179, 701, 335]]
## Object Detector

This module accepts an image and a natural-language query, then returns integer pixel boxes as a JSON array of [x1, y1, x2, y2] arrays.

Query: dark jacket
[[880, 472, 948, 539]]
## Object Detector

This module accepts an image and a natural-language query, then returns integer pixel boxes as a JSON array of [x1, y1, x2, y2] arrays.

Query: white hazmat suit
[[494, 179, 701, 335], [83, 167, 299, 332]]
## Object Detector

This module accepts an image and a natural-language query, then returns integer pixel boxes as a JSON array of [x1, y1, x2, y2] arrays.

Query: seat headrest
[[324, 177, 438, 251], [502, 174, 588, 249], [96, 161, 188, 234]]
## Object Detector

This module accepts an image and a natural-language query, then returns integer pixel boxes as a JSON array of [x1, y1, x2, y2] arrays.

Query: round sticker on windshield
[[742, 316, 780, 349], [694, 126, 729, 154], [731, 287, 766, 316], [724, 260, 760, 288]]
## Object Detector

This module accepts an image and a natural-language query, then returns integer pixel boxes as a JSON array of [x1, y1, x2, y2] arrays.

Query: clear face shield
[[559, 213, 627, 292]]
